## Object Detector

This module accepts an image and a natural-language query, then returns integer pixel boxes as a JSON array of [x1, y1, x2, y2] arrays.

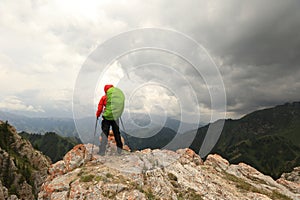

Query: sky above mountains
[[0, 0, 299, 123]]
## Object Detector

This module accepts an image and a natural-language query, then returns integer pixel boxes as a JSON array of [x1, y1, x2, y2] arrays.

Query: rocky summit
[[39, 144, 300, 200]]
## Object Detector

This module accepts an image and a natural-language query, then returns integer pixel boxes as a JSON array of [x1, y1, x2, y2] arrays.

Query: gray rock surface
[[39, 144, 300, 200]]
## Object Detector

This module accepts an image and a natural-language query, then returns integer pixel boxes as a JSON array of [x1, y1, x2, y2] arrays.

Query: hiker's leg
[[111, 119, 123, 153], [99, 117, 109, 155]]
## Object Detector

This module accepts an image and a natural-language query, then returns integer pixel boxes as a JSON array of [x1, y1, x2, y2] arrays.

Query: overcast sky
[[0, 0, 299, 123]]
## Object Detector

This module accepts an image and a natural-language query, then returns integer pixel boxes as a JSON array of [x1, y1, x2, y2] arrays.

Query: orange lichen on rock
[[63, 144, 87, 172]]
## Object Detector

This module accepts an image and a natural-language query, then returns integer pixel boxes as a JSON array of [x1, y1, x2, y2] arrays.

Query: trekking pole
[[120, 116, 130, 149], [90, 117, 98, 160]]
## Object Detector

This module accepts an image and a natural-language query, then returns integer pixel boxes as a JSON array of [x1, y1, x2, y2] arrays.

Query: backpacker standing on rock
[[96, 84, 125, 155]]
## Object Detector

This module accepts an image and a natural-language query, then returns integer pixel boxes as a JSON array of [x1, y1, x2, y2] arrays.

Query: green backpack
[[103, 87, 125, 120]]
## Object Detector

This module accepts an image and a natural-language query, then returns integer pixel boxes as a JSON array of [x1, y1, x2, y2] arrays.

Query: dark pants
[[99, 117, 123, 154]]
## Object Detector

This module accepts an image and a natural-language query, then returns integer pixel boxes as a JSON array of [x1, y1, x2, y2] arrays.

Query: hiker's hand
[[96, 109, 101, 118]]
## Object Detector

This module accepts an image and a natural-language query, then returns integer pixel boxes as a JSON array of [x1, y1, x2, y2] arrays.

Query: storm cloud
[[0, 0, 299, 122]]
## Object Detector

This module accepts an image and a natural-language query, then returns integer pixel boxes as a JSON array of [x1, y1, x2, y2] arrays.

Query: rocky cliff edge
[[39, 144, 300, 200]]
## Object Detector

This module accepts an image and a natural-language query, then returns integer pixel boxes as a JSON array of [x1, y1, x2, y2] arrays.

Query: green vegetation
[[0, 122, 35, 198], [19, 131, 81, 162], [144, 188, 158, 200], [94, 176, 103, 182], [105, 173, 113, 178], [79, 174, 95, 182], [185, 188, 204, 200], [270, 190, 292, 200], [77, 168, 114, 184], [223, 171, 261, 193], [189, 102, 300, 179], [175, 188, 204, 200]]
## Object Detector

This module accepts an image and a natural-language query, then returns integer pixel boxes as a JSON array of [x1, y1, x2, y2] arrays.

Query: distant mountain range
[[121, 113, 205, 134], [0, 111, 204, 143], [122, 126, 177, 151], [187, 101, 300, 179], [0, 111, 78, 137]]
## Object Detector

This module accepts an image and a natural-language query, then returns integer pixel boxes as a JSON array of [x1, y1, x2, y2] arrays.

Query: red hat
[[104, 84, 113, 93]]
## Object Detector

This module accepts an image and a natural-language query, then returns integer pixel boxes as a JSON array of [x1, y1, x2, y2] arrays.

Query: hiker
[[96, 84, 125, 155]]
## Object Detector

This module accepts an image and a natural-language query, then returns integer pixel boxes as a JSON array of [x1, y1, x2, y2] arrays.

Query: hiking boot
[[98, 144, 106, 156], [116, 149, 122, 155]]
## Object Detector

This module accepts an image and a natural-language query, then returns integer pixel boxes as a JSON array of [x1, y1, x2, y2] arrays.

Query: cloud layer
[[0, 0, 299, 121]]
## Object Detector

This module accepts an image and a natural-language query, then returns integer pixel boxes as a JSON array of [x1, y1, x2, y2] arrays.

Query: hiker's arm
[[96, 95, 106, 118]]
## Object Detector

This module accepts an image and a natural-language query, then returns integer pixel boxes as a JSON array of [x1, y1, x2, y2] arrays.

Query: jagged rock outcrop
[[277, 167, 300, 194], [39, 144, 300, 200], [0, 121, 51, 200], [280, 167, 300, 183]]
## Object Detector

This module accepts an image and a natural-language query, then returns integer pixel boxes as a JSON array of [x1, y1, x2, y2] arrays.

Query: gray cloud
[[0, 0, 299, 122], [97, 0, 300, 118]]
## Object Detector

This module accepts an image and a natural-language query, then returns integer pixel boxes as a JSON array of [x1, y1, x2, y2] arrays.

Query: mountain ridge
[[0, 111, 78, 137], [188, 101, 300, 179], [19, 132, 82, 163], [0, 111, 203, 142]]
